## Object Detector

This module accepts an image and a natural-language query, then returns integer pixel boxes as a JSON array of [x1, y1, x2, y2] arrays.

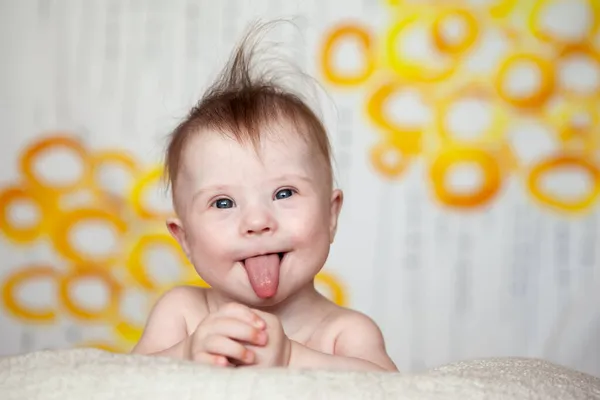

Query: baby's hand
[[243, 310, 291, 368], [186, 302, 267, 367]]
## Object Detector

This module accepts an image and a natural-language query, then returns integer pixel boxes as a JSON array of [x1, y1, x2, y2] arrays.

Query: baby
[[132, 24, 397, 372]]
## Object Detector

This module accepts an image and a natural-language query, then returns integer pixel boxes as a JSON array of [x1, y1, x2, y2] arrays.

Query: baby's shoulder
[[317, 306, 388, 355], [324, 306, 380, 334], [154, 285, 210, 332]]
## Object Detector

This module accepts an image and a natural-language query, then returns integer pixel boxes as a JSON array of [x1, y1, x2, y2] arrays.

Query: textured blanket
[[0, 348, 599, 399]]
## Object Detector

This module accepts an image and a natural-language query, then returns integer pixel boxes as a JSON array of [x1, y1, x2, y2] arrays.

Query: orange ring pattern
[[432, 8, 479, 55], [430, 147, 503, 209], [58, 267, 122, 322], [0, 186, 51, 244], [1, 266, 59, 322], [51, 208, 128, 266], [321, 24, 375, 87], [19, 135, 92, 194], [321, 0, 600, 214], [527, 154, 600, 213], [495, 53, 555, 109]]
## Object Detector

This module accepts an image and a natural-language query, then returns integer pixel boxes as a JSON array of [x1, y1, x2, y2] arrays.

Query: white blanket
[[0, 349, 599, 399]]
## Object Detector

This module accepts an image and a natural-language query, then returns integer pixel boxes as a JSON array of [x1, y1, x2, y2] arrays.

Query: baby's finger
[[210, 316, 267, 346], [191, 351, 232, 367], [218, 302, 265, 329], [203, 334, 255, 365]]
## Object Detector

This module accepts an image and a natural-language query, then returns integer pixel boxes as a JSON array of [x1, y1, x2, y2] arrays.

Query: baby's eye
[[274, 189, 294, 200], [213, 198, 234, 209]]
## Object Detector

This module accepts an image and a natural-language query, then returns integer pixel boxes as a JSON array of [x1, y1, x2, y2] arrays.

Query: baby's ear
[[166, 218, 191, 260], [329, 189, 344, 243]]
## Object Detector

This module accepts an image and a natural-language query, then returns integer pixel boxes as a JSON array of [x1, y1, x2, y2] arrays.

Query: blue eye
[[213, 198, 234, 209], [275, 189, 294, 200]]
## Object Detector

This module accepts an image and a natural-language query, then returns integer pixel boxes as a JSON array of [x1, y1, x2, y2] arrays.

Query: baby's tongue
[[243, 254, 281, 299]]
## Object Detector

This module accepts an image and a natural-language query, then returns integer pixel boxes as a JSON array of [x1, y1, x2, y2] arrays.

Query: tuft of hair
[[164, 20, 333, 205]]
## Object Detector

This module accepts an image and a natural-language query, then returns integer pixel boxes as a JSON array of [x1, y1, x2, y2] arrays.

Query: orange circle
[[366, 80, 429, 155], [315, 271, 347, 307], [52, 208, 128, 266], [386, 14, 458, 82], [320, 23, 375, 87], [432, 8, 479, 55], [495, 53, 555, 109], [527, 154, 600, 213], [1, 266, 59, 322], [91, 151, 143, 213], [92, 151, 141, 191], [130, 166, 174, 221], [436, 83, 508, 147], [529, 0, 600, 45], [556, 43, 600, 100], [19, 135, 92, 194], [0, 186, 54, 243], [58, 266, 122, 322], [370, 141, 412, 179], [126, 233, 206, 291], [429, 147, 503, 208]]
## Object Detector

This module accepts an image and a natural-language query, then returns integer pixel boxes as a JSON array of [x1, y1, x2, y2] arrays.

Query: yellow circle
[[130, 166, 174, 221], [386, 14, 458, 82], [527, 154, 600, 213], [19, 135, 92, 194], [126, 233, 207, 291], [1, 266, 59, 322], [52, 208, 128, 266], [529, 0, 600, 45], [370, 141, 412, 179], [429, 147, 503, 209], [316, 271, 347, 307], [320, 24, 375, 87], [436, 83, 508, 147], [90, 150, 143, 213], [58, 266, 122, 322], [432, 8, 479, 55], [366, 80, 429, 155], [495, 53, 555, 109], [0, 186, 54, 243]]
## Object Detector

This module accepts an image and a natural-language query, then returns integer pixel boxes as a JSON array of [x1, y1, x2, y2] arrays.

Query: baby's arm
[[288, 313, 398, 371], [131, 286, 200, 359], [133, 288, 267, 366]]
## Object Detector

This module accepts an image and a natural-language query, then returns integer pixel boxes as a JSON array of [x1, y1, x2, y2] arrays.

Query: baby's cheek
[[288, 216, 329, 247]]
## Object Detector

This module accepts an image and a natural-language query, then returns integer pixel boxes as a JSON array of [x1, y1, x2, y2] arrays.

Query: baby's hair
[[164, 20, 334, 207]]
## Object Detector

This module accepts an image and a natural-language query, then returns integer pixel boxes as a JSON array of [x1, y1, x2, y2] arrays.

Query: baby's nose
[[241, 208, 278, 236]]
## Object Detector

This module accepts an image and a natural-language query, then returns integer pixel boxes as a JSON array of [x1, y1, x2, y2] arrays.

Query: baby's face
[[168, 124, 342, 306]]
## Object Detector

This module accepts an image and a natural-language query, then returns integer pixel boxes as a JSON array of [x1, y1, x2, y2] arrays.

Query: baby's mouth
[[240, 252, 286, 266], [241, 252, 287, 299]]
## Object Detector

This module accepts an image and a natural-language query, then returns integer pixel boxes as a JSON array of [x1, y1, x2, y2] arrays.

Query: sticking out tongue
[[243, 254, 281, 299]]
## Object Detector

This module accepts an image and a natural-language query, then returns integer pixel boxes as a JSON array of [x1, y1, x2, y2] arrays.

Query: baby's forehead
[[179, 127, 321, 178], [187, 126, 314, 161]]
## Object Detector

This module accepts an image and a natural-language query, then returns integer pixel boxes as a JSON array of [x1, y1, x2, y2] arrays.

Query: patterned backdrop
[[0, 0, 598, 376]]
